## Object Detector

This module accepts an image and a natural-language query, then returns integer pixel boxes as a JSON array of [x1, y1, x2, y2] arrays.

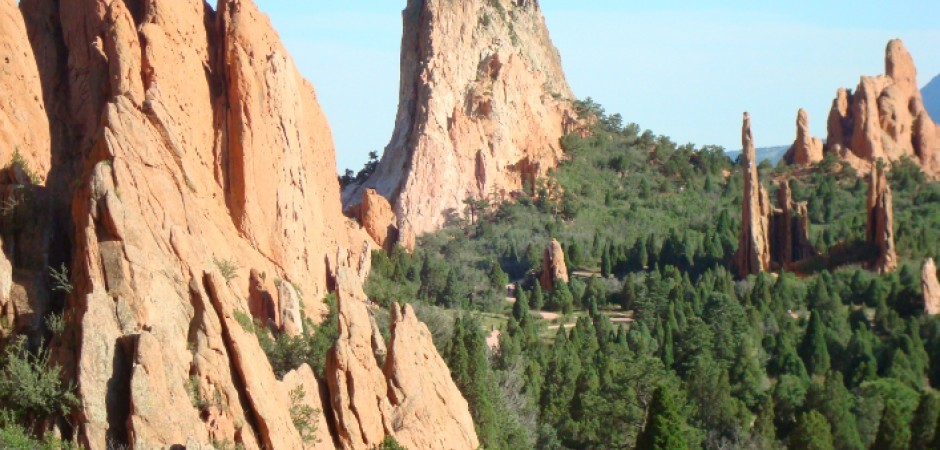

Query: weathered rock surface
[[866, 164, 898, 273], [327, 265, 480, 450], [736, 113, 772, 277], [344, 0, 577, 246], [737, 114, 817, 277], [540, 238, 569, 290], [359, 188, 398, 251], [279, 364, 336, 449], [923, 258, 940, 316], [1, 0, 482, 448], [769, 181, 817, 267], [0, 0, 50, 181], [784, 108, 824, 166], [826, 39, 940, 178], [385, 303, 480, 450]]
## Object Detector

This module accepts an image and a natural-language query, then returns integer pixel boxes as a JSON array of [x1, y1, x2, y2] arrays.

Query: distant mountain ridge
[[726, 145, 790, 165], [925, 74, 940, 123]]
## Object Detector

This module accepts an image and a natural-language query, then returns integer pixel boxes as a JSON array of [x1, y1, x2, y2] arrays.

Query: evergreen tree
[[601, 245, 612, 278], [635, 386, 690, 450], [532, 282, 545, 311], [790, 410, 835, 450], [873, 400, 911, 450], [800, 312, 831, 376], [805, 372, 863, 450], [909, 391, 940, 450]]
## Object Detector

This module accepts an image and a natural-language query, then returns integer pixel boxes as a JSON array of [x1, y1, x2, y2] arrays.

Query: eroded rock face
[[737, 115, 817, 277], [826, 39, 940, 177], [540, 238, 569, 290], [923, 258, 940, 316], [866, 164, 897, 273], [736, 113, 772, 277], [359, 188, 398, 251], [344, 0, 576, 246], [10, 0, 371, 447], [784, 109, 824, 166], [769, 181, 817, 267], [327, 266, 480, 450], [385, 303, 480, 450]]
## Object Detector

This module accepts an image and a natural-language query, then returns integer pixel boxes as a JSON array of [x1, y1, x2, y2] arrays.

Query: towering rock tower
[[866, 163, 898, 273], [736, 113, 773, 277], [344, 0, 577, 248]]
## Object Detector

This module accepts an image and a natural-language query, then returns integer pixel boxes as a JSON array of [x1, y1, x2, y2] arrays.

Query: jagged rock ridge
[[0, 0, 479, 448], [826, 39, 940, 177], [343, 0, 577, 249]]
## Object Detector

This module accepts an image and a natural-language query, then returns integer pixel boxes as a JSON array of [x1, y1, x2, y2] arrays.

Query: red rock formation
[[540, 239, 569, 290], [922, 258, 940, 316], [0, 0, 49, 181], [826, 39, 940, 177], [784, 108, 824, 166], [327, 266, 480, 450], [359, 188, 398, 251], [866, 164, 898, 273], [343, 0, 576, 246], [736, 113, 772, 277], [769, 181, 817, 267], [737, 114, 817, 277]]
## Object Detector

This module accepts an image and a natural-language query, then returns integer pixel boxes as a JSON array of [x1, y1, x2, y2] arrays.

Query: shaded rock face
[[327, 266, 480, 450], [359, 188, 398, 252], [343, 0, 576, 247], [769, 181, 817, 267], [736, 113, 772, 277], [826, 39, 940, 177], [783, 108, 824, 166], [737, 114, 817, 277], [540, 238, 569, 290], [923, 258, 940, 316], [866, 164, 897, 274]]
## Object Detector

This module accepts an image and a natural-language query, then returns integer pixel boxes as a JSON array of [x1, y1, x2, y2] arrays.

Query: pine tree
[[800, 312, 831, 376], [635, 386, 690, 450], [512, 285, 529, 324], [790, 410, 834, 450], [909, 391, 940, 450], [532, 282, 545, 311], [805, 372, 863, 450], [601, 245, 612, 278], [873, 400, 911, 450]]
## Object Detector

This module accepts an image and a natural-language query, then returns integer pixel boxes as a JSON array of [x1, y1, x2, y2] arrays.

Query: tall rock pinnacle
[[783, 108, 824, 166], [343, 0, 577, 248], [736, 113, 772, 277], [866, 163, 898, 273]]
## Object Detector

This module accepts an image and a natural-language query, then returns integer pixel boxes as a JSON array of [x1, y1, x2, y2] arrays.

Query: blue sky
[[256, 1, 940, 173]]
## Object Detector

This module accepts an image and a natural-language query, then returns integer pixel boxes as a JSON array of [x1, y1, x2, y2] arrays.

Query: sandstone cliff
[[343, 0, 576, 248], [827, 40, 940, 177], [0, 0, 478, 448]]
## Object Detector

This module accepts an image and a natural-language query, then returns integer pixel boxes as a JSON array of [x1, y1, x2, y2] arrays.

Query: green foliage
[[256, 294, 339, 378], [289, 386, 320, 445], [0, 338, 78, 432], [48, 264, 72, 295], [375, 435, 407, 450], [361, 98, 940, 449], [635, 386, 691, 450], [8, 149, 40, 185], [790, 410, 834, 450], [213, 257, 239, 281], [873, 400, 912, 450]]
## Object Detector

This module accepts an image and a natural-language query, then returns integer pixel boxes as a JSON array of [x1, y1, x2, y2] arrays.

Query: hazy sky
[[256, 1, 940, 173]]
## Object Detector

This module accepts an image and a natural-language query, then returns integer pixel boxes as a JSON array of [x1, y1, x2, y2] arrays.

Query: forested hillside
[[364, 100, 940, 449]]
